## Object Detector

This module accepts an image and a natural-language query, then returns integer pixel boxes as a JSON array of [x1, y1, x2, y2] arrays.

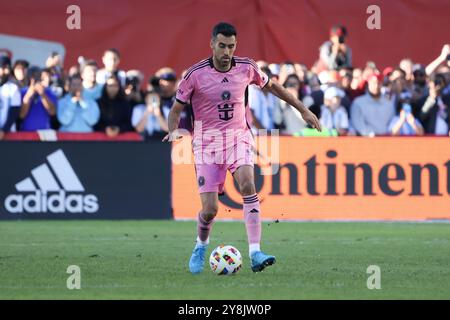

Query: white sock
[[195, 236, 209, 248], [249, 243, 261, 257]]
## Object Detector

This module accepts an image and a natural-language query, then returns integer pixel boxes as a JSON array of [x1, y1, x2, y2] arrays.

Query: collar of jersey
[[208, 57, 236, 73]]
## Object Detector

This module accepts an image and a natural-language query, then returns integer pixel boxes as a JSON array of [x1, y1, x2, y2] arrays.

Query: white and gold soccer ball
[[209, 245, 242, 275]]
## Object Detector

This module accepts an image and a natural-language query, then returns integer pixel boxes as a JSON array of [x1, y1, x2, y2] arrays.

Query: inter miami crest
[[218, 90, 234, 121]]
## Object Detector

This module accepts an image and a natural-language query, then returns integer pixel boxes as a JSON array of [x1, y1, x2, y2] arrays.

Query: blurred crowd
[[1, 25, 450, 141]]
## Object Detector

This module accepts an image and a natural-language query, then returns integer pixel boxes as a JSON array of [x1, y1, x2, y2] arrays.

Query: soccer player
[[163, 22, 321, 274]]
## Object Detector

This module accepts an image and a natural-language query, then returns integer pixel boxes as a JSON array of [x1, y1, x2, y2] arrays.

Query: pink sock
[[243, 194, 261, 254], [197, 211, 214, 244]]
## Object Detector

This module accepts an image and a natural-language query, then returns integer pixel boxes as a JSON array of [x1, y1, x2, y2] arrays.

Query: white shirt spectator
[[0, 81, 21, 131]]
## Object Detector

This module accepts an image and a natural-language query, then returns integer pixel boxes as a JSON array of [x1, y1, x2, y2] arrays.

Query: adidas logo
[[250, 208, 259, 213], [221, 77, 229, 83], [4, 149, 99, 214]]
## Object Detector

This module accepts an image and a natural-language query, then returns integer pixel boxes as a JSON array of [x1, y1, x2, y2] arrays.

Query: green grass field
[[0, 220, 449, 299]]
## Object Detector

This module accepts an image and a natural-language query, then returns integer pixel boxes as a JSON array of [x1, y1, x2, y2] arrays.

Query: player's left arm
[[263, 80, 321, 131]]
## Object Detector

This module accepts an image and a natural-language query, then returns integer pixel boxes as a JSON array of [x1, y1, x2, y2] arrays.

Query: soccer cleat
[[189, 244, 207, 274], [250, 251, 276, 272]]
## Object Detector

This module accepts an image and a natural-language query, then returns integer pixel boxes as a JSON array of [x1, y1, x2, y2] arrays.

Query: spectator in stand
[[399, 58, 414, 87], [125, 70, 145, 108], [318, 25, 352, 71], [41, 67, 64, 98], [387, 68, 408, 105], [311, 70, 352, 116], [320, 86, 349, 135], [96, 48, 126, 87], [81, 59, 103, 101], [388, 91, 424, 136], [12, 60, 29, 89], [19, 66, 57, 132], [248, 66, 282, 131], [278, 74, 308, 135], [418, 73, 450, 135], [57, 73, 100, 133], [132, 90, 168, 139], [45, 52, 65, 97], [411, 64, 428, 102], [40, 67, 62, 130], [339, 68, 352, 93], [153, 67, 193, 131], [0, 56, 22, 140], [350, 67, 367, 98], [94, 74, 133, 137], [350, 72, 395, 136]]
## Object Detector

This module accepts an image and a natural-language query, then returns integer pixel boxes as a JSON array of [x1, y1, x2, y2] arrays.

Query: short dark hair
[[41, 67, 52, 75], [68, 73, 82, 83], [394, 67, 407, 78], [13, 59, 29, 69], [212, 22, 237, 39], [80, 59, 98, 73]]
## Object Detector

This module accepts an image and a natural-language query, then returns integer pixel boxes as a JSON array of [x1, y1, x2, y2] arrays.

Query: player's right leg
[[189, 192, 219, 274]]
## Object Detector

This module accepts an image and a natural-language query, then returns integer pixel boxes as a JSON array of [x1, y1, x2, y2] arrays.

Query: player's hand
[[301, 109, 322, 132], [162, 131, 183, 142]]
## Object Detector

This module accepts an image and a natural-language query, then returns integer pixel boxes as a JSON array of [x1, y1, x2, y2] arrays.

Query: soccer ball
[[209, 245, 242, 275]]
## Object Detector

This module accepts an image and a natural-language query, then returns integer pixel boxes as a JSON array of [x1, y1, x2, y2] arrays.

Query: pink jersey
[[176, 56, 269, 152]]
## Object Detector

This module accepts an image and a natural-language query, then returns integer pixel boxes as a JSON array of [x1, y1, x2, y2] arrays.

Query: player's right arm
[[162, 68, 196, 142], [162, 100, 185, 142]]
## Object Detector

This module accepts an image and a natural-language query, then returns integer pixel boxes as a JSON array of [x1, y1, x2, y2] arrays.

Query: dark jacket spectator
[[418, 73, 450, 135], [94, 74, 133, 137]]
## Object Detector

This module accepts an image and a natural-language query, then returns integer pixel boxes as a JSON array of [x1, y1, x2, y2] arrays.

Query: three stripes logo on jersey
[[4, 149, 99, 214]]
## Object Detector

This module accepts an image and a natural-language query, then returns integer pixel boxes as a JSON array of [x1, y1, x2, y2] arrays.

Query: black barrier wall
[[0, 141, 172, 220]]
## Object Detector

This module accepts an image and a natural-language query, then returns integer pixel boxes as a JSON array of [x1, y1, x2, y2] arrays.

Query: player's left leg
[[233, 165, 276, 272]]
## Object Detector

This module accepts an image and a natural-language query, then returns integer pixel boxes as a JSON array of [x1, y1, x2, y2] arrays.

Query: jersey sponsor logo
[[218, 90, 233, 121], [3, 149, 99, 214]]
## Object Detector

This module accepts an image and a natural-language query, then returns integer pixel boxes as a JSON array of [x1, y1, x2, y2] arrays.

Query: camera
[[126, 76, 140, 92], [402, 103, 412, 114], [27, 66, 42, 83], [338, 35, 345, 44]]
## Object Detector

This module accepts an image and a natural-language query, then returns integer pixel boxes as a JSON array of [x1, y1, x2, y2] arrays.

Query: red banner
[[1, 0, 449, 79]]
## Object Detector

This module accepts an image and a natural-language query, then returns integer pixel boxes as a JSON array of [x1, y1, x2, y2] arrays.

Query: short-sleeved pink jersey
[[176, 56, 269, 151]]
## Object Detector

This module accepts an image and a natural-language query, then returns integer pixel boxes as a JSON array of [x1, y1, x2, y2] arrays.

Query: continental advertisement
[[172, 137, 450, 221]]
